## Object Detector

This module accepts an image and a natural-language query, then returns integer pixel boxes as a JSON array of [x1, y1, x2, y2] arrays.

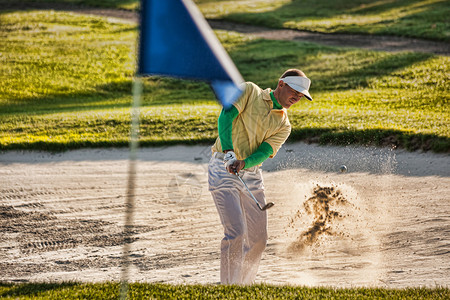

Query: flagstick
[[120, 76, 142, 300]]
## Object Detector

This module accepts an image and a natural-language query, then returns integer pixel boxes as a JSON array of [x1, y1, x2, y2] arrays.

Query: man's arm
[[243, 142, 273, 169], [229, 123, 291, 172], [227, 142, 274, 173], [218, 105, 239, 152], [218, 105, 243, 173]]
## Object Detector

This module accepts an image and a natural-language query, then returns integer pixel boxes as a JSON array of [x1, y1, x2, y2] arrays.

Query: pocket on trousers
[[208, 158, 224, 191], [208, 158, 236, 191]]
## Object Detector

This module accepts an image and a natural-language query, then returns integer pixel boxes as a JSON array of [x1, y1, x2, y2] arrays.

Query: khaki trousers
[[208, 154, 268, 285]]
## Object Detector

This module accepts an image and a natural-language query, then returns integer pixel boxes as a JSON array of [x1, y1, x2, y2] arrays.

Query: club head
[[261, 202, 275, 210]]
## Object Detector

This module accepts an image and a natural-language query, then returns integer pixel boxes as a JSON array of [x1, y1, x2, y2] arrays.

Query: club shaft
[[235, 172, 263, 210]]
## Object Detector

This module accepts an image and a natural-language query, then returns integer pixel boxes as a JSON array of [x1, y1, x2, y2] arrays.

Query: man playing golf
[[208, 68, 313, 284]]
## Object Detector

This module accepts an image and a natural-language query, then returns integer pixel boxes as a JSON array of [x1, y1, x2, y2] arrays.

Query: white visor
[[281, 76, 312, 101]]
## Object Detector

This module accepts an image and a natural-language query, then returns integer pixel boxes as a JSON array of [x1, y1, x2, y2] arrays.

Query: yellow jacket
[[212, 82, 291, 162]]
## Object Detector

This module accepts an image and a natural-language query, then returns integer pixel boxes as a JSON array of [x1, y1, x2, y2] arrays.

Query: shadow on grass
[[0, 88, 132, 116], [0, 0, 139, 11], [0, 136, 215, 152], [0, 282, 79, 298], [0, 32, 436, 116], [290, 127, 449, 153], [230, 38, 433, 91], [0, 79, 215, 115], [225, 0, 431, 26], [318, 52, 433, 90], [1, 127, 448, 153], [222, 0, 449, 41]]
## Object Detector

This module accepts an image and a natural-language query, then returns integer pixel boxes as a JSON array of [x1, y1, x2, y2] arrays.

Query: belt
[[212, 152, 259, 173]]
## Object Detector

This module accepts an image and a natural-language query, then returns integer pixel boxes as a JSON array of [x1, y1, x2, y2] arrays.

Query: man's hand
[[223, 150, 236, 170], [223, 151, 245, 173], [226, 159, 245, 174]]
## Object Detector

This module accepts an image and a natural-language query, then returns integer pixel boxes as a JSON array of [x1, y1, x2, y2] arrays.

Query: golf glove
[[223, 151, 237, 170]]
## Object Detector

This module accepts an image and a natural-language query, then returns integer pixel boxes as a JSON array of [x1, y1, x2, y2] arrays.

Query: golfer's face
[[279, 82, 304, 109]]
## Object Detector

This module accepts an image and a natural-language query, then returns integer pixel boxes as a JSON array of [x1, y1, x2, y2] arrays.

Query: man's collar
[[269, 91, 283, 109], [263, 88, 286, 112]]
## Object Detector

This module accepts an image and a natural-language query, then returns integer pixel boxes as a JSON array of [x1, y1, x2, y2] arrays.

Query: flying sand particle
[[287, 184, 353, 253]]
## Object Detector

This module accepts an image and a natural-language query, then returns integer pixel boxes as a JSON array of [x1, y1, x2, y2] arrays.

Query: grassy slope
[[10, 0, 449, 41], [0, 282, 449, 299], [0, 11, 450, 151], [199, 0, 450, 42], [4, 0, 449, 41], [0, 11, 449, 152]]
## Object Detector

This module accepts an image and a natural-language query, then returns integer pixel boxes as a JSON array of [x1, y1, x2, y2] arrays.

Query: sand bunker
[[1, 143, 449, 287]]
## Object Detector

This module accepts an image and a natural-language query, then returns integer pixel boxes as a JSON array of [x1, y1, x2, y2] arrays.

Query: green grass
[[0, 282, 449, 299], [0, 0, 140, 10], [5, 0, 449, 41], [198, 0, 450, 42], [0, 10, 449, 152]]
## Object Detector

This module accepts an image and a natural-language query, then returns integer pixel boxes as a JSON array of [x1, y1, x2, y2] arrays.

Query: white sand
[[1, 142, 449, 288]]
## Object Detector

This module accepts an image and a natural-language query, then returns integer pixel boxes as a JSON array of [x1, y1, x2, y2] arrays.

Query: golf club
[[234, 171, 275, 211]]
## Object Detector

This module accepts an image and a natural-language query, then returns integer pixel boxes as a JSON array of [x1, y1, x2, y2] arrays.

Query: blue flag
[[138, 0, 244, 109]]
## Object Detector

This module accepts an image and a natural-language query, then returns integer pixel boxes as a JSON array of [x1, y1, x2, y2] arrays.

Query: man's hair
[[280, 68, 306, 79]]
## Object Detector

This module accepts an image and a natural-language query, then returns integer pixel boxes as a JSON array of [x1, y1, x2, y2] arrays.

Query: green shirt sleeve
[[218, 105, 239, 151], [244, 142, 274, 169]]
